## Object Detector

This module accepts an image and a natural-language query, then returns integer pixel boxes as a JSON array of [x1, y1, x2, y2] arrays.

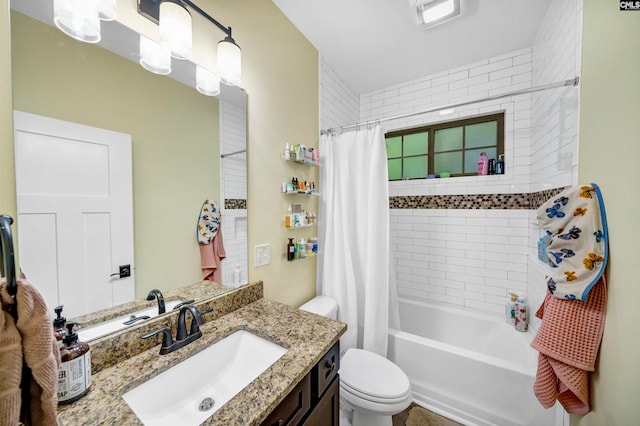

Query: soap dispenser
[[58, 322, 92, 405], [53, 305, 67, 349]]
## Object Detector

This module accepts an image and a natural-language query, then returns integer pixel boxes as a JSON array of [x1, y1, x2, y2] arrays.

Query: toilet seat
[[339, 348, 411, 404]]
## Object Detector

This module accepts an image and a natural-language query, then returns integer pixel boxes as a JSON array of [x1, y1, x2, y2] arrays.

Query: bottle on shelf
[[496, 154, 505, 175], [477, 152, 489, 176], [287, 238, 295, 261]]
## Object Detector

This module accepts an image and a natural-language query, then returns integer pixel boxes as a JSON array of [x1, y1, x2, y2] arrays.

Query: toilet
[[299, 296, 412, 426]]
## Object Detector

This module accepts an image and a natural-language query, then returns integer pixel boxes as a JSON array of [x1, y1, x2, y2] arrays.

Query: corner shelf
[[284, 191, 319, 196], [284, 223, 317, 229], [284, 158, 319, 167]]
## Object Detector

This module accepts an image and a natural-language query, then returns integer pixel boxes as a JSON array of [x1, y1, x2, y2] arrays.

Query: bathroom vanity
[[56, 288, 346, 425]]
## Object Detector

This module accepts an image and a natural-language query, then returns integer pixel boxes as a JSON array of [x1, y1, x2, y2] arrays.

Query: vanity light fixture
[[138, 0, 242, 87], [159, 0, 193, 60], [53, 0, 103, 43], [139, 35, 172, 75], [414, 0, 461, 30], [196, 65, 221, 96], [96, 0, 118, 21]]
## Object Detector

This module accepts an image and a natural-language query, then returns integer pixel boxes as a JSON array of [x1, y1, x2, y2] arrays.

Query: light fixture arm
[[179, 0, 232, 38]]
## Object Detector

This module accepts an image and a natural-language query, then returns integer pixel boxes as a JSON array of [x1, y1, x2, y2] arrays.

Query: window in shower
[[385, 112, 504, 180]]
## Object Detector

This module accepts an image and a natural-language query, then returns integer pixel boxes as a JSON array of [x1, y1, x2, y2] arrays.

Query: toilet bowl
[[299, 296, 412, 426]]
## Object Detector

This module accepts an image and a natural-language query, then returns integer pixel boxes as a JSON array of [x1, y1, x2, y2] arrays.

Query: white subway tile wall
[[318, 0, 583, 328], [528, 0, 583, 334], [319, 56, 360, 130], [220, 101, 248, 287]]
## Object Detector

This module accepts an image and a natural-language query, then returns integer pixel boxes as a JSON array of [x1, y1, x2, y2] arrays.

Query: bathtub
[[388, 297, 567, 426]]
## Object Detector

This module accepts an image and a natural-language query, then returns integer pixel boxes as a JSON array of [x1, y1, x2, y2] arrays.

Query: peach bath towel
[[199, 226, 226, 283], [0, 278, 60, 426], [531, 276, 607, 414]]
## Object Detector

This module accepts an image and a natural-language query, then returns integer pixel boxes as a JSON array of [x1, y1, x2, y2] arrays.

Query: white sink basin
[[78, 300, 186, 341], [122, 330, 288, 426]]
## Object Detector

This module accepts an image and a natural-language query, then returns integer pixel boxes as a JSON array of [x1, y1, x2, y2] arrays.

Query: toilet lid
[[339, 348, 410, 400]]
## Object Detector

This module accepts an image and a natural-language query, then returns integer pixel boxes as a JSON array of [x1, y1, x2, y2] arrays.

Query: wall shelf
[[284, 191, 319, 196], [284, 223, 317, 229]]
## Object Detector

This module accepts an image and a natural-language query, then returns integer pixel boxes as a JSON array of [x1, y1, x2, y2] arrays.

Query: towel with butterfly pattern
[[536, 184, 608, 301]]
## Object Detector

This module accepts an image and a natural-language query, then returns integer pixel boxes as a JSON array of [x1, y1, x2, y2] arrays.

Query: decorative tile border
[[389, 187, 567, 210], [225, 198, 247, 209]]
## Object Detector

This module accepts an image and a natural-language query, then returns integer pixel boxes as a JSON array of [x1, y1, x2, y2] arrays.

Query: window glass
[[434, 152, 463, 175], [404, 156, 428, 179], [388, 158, 402, 180], [403, 132, 428, 156], [384, 113, 503, 179], [386, 136, 402, 158], [434, 127, 463, 152], [465, 121, 497, 149]]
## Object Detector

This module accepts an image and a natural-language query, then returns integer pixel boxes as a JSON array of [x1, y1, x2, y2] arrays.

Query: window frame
[[385, 112, 505, 180]]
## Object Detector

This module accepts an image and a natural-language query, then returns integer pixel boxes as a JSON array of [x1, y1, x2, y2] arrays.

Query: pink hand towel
[[531, 276, 607, 414], [199, 226, 226, 283]]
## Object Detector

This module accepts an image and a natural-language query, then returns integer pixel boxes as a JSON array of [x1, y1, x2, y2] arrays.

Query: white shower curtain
[[317, 125, 399, 357]]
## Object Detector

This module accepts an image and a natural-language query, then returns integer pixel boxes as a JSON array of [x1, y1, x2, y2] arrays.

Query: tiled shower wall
[[527, 0, 582, 333], [319, 57, 360, 130], [220, 100, 248, 287], [319, 0, 583, 325]]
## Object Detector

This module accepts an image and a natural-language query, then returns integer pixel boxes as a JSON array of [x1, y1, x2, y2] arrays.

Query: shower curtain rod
[[220, 149, 246, 158], [320, 76, 580, 135]]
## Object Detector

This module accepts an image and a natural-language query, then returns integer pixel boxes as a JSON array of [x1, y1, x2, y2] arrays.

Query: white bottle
[[505, 293, 517, 325], [299, 238, 307, 258], [284, 143, 291, 160], [514, 296, 528, 332]]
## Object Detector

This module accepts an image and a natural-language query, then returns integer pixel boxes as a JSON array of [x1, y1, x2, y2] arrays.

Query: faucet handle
[[141, 328, 174, 352]]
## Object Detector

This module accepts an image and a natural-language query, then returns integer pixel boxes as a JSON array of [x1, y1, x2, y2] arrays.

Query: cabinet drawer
[[261, 373, 311, 426], [312, 341, 339, 401]]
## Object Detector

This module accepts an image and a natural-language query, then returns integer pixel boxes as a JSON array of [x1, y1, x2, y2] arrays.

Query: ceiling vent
[[412, 0, 462, 30]]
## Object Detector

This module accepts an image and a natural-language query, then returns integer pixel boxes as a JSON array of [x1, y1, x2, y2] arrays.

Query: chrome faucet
[[141, 305, 212, 355], [146, 289, 166, 315]]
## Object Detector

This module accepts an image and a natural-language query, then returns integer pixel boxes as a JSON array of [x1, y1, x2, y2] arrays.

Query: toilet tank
[[299, 296, 338, 320]]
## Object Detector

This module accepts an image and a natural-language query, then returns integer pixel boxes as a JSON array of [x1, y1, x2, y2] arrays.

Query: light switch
[[254, 244, 271, 267]]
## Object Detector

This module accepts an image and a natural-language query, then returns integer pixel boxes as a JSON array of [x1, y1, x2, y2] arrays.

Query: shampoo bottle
[[58, 322, 91, 405], [287, 238, 295, 261], [496, 154, 505, 175], [53, 305, 66, 349], [505, 293, 517, 325], [514, 296, 528, 332], [477, 152, 489, 176], [284, 143, 291, 160]]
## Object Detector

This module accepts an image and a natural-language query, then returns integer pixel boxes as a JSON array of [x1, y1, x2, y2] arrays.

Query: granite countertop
[[57, 298, 346, 425], [72, 280, 233, 329]]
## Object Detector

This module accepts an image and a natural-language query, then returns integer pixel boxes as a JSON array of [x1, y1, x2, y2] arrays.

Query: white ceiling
[[272, 0, 552, 94]]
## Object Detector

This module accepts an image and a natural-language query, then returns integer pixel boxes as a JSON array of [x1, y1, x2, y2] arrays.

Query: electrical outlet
[[119, 264, 131, 278], [254, 244, 271, 267]]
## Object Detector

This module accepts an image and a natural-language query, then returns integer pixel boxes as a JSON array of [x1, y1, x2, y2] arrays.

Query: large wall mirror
[[9, 0, 248, 321]]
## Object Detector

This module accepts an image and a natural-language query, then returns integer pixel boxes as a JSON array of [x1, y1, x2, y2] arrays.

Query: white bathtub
[[388, 297, 566, 426]]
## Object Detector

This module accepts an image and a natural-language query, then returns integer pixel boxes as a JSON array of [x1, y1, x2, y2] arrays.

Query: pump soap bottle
[[53, 305, 66, 349], [514, 296, 528, 332], [58, 322, 91, 405]]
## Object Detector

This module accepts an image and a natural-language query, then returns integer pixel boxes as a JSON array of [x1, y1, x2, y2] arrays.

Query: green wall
[[11, 12, 220, 299], [575, 0, 640, 423]]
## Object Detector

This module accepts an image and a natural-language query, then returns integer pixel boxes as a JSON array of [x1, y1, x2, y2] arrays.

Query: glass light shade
[[53, 0, 101, 43], [196, 66, 221, 96], [139, 35, 172, 75], [159, 0, 192, 60], [96, 0, 117, 21], [217, 38, 241, 86]]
